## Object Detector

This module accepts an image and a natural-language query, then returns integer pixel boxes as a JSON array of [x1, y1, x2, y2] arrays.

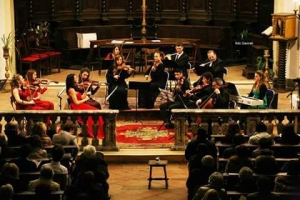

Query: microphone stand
[[286, 83, 298, 110]]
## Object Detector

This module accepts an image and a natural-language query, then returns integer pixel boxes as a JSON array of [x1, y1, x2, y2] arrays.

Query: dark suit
[[169, 52, 189, 79], [196, 57, 224, 80]]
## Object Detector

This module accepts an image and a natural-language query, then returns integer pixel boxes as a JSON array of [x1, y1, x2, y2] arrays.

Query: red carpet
[[116, 124, 175, 149]]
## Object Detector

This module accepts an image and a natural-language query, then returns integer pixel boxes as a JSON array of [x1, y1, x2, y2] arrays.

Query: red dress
[[33, 85, 54, 110], [15, 88, 46, 110], [70, 92, 104, 139]]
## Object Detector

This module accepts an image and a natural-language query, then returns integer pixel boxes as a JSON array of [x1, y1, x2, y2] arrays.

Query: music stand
[[163, 60, 179, 81], [194, 65, 212, 76], [128, 81, 150, 124], [157, 87, 175, 131]]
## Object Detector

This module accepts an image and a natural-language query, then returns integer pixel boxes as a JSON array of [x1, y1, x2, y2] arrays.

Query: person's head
[[66, 74, 77, 95], [232, 134, 245, 146], [0, 184, 14, 200], [196, 127, 207, 141], [4, 120, 19, 135], [154, 51, 164, 62], [10, 74, 24, 89], [254, 70, 264, 84], [40, 165, 54, 180], [235, 144, 249, 157], [1, 163, 19, 179], [225, 122, 241, 140], [29, 134, 43, 148], [51, 144, 65, 162], [282, 123, 297, 140], [0, 134, 7, 147], [114, 54, 124, 66], [175, 42, 184, 54], [255, 122, 267, 133], [19, 143, 32, 158], [201, 155, 215, 168], [32, 121, 47, 137], [256, 175, 272, 193], [287, 160, 300, 175], [201, 189, 220, 200], [212, 78, 223, 89], [258, 137, 272, 149], [201, 72, 214, 85], [174, 68, 183, 80], [208, 172, 224, 189], [207, 50, 217, 62], [79, 67, 90, 82], [25, 69, 38, 83], [238, 166, 253, 181], [61, 121, 76, 133], [82, 144, 96, 158], [112, 45, 120, 56]]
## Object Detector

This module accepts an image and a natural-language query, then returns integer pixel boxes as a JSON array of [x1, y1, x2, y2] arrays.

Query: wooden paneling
[[30, 0, 52, 21], [236, 0, 258, 22], [52, 0, 76, 21], [187, 0, 212, 23], [80, 0, 102, 20], [212, 0, 236, 22]]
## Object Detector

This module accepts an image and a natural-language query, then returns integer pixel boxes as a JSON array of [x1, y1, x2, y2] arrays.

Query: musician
[[10, 74, 44, 110], [246, 70, 267, 109], [196, 50, 224, 80], [105, 45, 120, 60], [186, 72, 214, 108], [210, 78, 230, 109], [24, 69, 54, 110], [78, 68, 101, 109], [165, 42, 189, 79], [106, 54, 133, 110], [159, 69, 191, 128], [143, 51, 166, 109]]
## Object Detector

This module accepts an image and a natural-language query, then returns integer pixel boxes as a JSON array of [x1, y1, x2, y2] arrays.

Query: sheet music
[[151, 40, 161, 43], [159, 88, 174, 102], [111, 40, 124, 44]]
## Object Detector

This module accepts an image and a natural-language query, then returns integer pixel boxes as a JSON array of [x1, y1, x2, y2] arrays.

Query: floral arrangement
[[35, 21, 50, 38]]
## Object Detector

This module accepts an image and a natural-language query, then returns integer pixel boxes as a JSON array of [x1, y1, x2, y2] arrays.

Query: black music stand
[[157, 87, 175, 131], [163, 60, 179, 81], [194, 65, 212, 76], [129, 81, 150, 124]]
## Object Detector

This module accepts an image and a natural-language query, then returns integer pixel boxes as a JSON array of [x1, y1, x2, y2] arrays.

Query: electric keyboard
[[237, 96, 264, 106]]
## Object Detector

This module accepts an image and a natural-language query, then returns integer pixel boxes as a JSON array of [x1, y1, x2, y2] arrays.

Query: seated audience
[[0, 147, 7, 171], [188, 143, 215, 172], [42, 144, 68, 174], [35, 183, 52, 200], [222, 134, 245, 159], [222, 122, 241, 144], [274, 160, 300, 192], [247, 175, 280, 200], [278, 123, 300, 145], [235, 167, 257, 193], [185, 128, 217, 161], [201, 189, 221, 200], [28, 135, 48, 160], [10, 144, 38, 172], [192, 172, 227, 200], [0, 183, 13, 200], [251, 137, 274, 158], [254, 151, 278, 175], [0, 163, 26, 192], [31, 121, 52, 147], [249, 122, 274, 145], [225, 144, 252, 173], [28, 165, 60, 191], [4, 120, 27, 146], [186, 155, 216, 200]]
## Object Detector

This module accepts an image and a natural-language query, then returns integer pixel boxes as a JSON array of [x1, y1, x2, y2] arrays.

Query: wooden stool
[[148, 160, 169, 189]]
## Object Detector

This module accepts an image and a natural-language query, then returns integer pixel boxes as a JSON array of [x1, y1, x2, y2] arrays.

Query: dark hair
[[19, 144, 32, 158], [255, 122, 267, 133], [196, 127, 207, 140], [232, 134, 245, 146], [29, 135, 43, 148], [235, 145, 249, 157], [40, 165, 53, 179], [173, 68, 182, 73], [258, 137, 272, 149], [79, 67, 90, 82], [66, 74, 76, 95], [213, 77, 223, 86], [62, 121, 76, 132], [225, 123, 241, 141], [256, 175, 272, 192], [281, 123, 299, 144], [51, 144, 65, 162], [201, 72, 214, 82]]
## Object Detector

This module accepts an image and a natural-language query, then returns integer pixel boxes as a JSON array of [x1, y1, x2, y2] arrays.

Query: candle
[[143, 0, 145, 7]]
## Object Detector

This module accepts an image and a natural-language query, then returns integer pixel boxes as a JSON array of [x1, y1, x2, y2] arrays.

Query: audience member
[[0, 134, 8, 158], [185, 128, 217, 161], [251, 137, 274, 158], [274, 160, 300, 192], [192, 172, 227, 200], [254, 152, 278, 175], [28, 165, 60, 191], [35, 183, 52, 200], [249, 122, 274, 145], [247, 175, 280, 200], [10, 144, 38, 172], [0, 183, 13, 200], [222, 122, 241, 144], [0, 163, 26, 192], [186, 155, 216, 200], [0, 147, 7, 171], [188, 143, 214, 172], [28, 135, 48, 159], [201, 189, 221, 200], [278, 123, 300, 145], [235, 167, 256, 193], [31, 121, 52, 147], [225, 144, 252, 173], [222, 134, 245, 159], [4, 120, 27, 146], [42, 144, 68, 174]]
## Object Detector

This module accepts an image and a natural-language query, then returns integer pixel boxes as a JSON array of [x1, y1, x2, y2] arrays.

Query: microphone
[[57, 87, 65, 98]]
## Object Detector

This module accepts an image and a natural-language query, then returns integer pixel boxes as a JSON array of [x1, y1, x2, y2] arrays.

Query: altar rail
[[171, 109, 300, 150], [0, 110, 119, 151]]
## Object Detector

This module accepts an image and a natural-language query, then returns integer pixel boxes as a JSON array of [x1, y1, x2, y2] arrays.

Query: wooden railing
[[171, 109, 300, 150], [0, 110, 119, 151]]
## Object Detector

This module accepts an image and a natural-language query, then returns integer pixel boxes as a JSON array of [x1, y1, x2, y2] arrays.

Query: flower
[[35, 21, 49, 38]]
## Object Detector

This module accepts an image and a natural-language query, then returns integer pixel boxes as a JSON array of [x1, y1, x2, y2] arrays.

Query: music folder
[[129, 81, 150, 90], [163, 60, 179, 69], [159, 88, 175, 102]]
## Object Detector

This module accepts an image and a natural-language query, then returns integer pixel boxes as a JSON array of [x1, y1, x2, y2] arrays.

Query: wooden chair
[[141, 47, 159, 73]]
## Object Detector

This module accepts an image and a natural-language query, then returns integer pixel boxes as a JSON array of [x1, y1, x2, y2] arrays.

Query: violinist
[[143, 51, 166, 109], [106, 54, 132, 110], [165, 42, 189, 79], [78, 67, 101, 109], [10, 74, 43, 110], [186, 72, 214, 108], [105, 45, 120, 60], [24, 69, 54, 110], [159, 69, 191, 128]]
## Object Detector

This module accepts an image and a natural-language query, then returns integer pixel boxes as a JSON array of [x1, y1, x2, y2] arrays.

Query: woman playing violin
[[106, 54, 132, 110], [24, 69, 54, 110], [78, 67, 101, 109], [10, 74, 44, 110], [142, 51, 166, 109], [66, 74, 104, 138], [159, 69, 191, 128]]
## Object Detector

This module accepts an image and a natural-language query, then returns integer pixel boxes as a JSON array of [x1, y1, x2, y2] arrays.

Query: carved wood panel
[[52, 0, 76, 21], [80, 0, 102, 20], [187, 0, 211, 23], [30, 0, 52, 21], [212, 0, 236, 22], [236, 0, 258, 22]]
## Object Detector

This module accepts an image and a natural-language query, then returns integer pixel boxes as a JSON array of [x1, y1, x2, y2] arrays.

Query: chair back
[[223, 67, 228, 81], [266, 89, 275, 108], [163, 71, 169, 89]]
